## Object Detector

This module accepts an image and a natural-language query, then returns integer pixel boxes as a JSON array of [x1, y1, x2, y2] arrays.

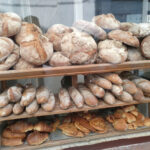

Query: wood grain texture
[[0, 60, 150, 81]]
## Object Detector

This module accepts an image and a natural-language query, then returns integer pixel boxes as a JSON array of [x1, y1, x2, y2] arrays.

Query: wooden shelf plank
[[1, 99, 150, 122], [0, 60, 150, 81]]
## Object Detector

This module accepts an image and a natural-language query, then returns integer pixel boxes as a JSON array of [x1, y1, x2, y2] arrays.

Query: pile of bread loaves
[[0, 12, 150, 71]]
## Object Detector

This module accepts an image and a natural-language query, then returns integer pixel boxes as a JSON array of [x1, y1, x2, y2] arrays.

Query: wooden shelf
[[0, 60, 150, 81], [1, 99, 150, 122]]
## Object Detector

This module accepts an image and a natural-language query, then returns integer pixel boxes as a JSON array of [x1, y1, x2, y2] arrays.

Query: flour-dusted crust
[[111, 85, 123, 96], [141, 36, 150, 59], [0, 104, 13, 117], [104, 92, 116, 105], [13, 102, 24, 115], [0, 91, 9, 108], [26, 100, 39, 115]]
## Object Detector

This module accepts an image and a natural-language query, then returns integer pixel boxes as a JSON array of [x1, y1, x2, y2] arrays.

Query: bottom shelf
[[2, 125, 150, 150]]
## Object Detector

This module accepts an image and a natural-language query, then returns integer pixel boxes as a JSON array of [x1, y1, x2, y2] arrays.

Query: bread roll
[[113, 119, 128, 131], [61, 31, 97, 64], [15, 22, 42, 44], [101, 73, 122, 85], [86, 83, 105, 98], [133, 88, 144, 101], [45, 24, 72, 51], [78, 86, 98, 107], [98, 39, 128, 64], [8, 121, 33, 133], [144, 118, 150, 127], [36, 86, 49, 104], [122, 112, 136, 123], [27, 131, 48, 146], [0, 12, 21, 37], [0, 104, 13, 117], [104, 92, 116, 105], [20, 35, 53, 65], [20, 86, 36, 106], [2, 137, 23, 146], [0, 37, 15, 62], [108, 30, 139, 47], [49, 52, 71, 67], [141, 36, 150, 58], [73, 20, 106, 40], [26, 100, 39, 115], [111, 85, 123, 96], [41, 91, 55, 112], [0, 91, 9, 108], [13, 103, 24, 115], [123, 105, 136, 112], [68, 87, 84, 108], [2, 128, 26, 139], [92, 13, 120, 30], [58, 88, 71, 109], [14, 58, 35, 70], [118, 91, 133, 102], [122, 79, 138, 94], [7, 85, 23, 102]]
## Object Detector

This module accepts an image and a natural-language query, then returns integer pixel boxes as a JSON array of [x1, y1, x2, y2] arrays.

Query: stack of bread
[[106, 105, 150, 131]]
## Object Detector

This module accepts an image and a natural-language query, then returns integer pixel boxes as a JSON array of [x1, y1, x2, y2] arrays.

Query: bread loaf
[[61, 31, 97, 64], [41, 91, 55, 112], [0, 12, 21, 37], [111, 85, 123, 96], [141, 36, 150, 58], [0, 91, 9, 108], [118, 91, 133, 102], [49, 52, 71, 67], [13, 103, 24, 115], [104, 92, 116, 105], [45, 24, 72, 51], [26, 100, 39, 115], [0, 104, 13, 117], [20, 35, 53, 65], [108, 30, 139, 47], [58, 88, 71, 109], [92, 13, 120, 30], [68, 87, 84, 108], [98, 39, 128, 64], [2, 137, 23, 146], [133, 88, 144, 101]]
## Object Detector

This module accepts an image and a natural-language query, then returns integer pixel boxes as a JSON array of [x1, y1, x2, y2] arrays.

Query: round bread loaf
[[0, 12, 21, 37], [20, 35, 53, 65], [45, 24, 72, 51], [92, 13, 120, 30], [108, 30, 139, 47], [61, 31, 97, 64], [98, 39, 128, 64], [141, 36, 150, 59], [15, 22, 42, 44]]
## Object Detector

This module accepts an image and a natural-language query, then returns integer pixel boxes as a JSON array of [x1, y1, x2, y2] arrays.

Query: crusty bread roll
[[104, 92, 116, 105], [7, 85, 23, 102], [41, 91, 55, 112], [2, 128, 26, 139], [36, 86, 49, 104], [122, 79, 138, 94], [8, 121, 33, 133], [45, 24, 72, 51], [122, 112, 136, 123], [73, 20, 106, 40], [123, 105, 136, 112], [0, 37, 15, 62], [78, 85, 98, 107], [86, 83, 105, 98], [108, 30, 139, 47], [111, 85, 123, 96], [2, 137, 23, 146], [15, 22, 42, 44], [101, 73, 122, 85], [14, 57, 35, 70], [26, 100, 39, 115], [58, 88, 71, 109], [92, 13, 120, 30], [0, 12, 21, 37], [113, 119, 128, 131], [133, 88, 144, 101], [20, 35, 53, 65], [20, 86, 36, 106], [0, 104, 13, 117], [118, 91, 133, 102], [141, 36, 150, 59], [0, 91, 9, 108], [68, 87, 84, 108], [98, 39, 128, 64], [13, 103, 24, 115], [49, 52, 71, 67], [27, 131, 48, 146], [127, 47, 145, 61], [61, 31, 97, 64], [144, 118, 150, 127], [120, 22, 133, 31]]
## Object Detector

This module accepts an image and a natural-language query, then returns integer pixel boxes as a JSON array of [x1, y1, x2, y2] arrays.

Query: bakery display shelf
[[1, 99, 150, 122], [0, 60, 150, 81], [1, 124, 150, 150]]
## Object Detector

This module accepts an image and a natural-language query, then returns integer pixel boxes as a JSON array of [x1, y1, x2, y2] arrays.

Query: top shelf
[[0, 60, 150, 81]]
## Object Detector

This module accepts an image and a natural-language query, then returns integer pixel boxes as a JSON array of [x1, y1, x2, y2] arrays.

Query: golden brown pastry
[[113, 119, 128, 131], [26, 100, 39, 115], [128, 122, 137, 130], [0, 91, 9, 108], [136, 112, 145, 121], [51, 119, 60, 132], [114, 109, 124, 119], [13, 102, 24, 115], [2, 137, 23, 146], [144, 118, 150, 127], [130, 110, 138, 117], [106, 115, 115, 123], [122, 112, 136, 123], [134, 120, 144, 127], [123, 105, 136, 112], [0, 104, 13, 117], [27, 131, 49, 146]]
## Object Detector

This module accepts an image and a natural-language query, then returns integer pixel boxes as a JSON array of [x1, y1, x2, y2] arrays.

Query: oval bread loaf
[[0, 91, 9, 108], [13, 103, 24, 115], [118, 91, 133, 102], [111, 85, 123, 96], [26, 100, 39, 115], [104, 92, 116, 105], [0, 104, 13, 117]]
